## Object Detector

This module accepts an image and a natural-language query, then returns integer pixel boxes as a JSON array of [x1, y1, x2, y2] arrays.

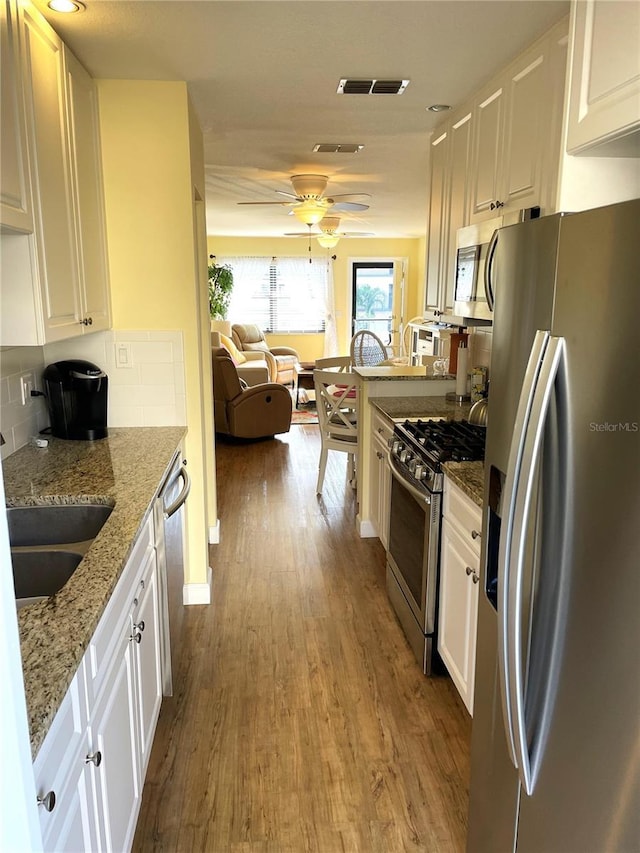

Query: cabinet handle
[[376, 451, 384, 460], [465, 566, 480, 583], [134, 620, 145, 633], [471, 529, 481, 540], [37, 791, 56, 812], [377, 427, 384, 434], [490, 200, 505, 210], [85, 751, 102, 767], [81, 316, 93, 326]]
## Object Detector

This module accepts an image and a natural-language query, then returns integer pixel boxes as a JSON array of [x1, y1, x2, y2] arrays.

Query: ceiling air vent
[[337, 79, 409, 95], [313, 143, 364, 154]]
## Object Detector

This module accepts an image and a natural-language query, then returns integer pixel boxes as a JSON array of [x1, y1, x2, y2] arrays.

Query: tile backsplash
[[0, 346, 49, 459], [468, 327, 492, 372], [1, 330, 186, 459]]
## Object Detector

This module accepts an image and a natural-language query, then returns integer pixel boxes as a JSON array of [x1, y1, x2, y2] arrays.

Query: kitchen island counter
[[370, 395, 471, 422], [3, 426, 186, 756]]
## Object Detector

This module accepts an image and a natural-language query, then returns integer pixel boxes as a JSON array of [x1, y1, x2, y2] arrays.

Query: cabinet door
[[567, 0, 640, 155], [41, 731, 100, 853], [21, 3, 81, 340], [469, 85, 505, 223], [443, 111, 473, 312], [425, 128, 450, 317], [133, 550, 163, 777], [438, 518, 479, 714], [91, 626, 140, 853], [0, 0, 32, 231], [65, 47, 111, 332], [378, 445, 391, 550]]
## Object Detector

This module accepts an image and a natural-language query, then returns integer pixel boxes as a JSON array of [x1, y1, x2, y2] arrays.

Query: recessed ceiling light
[[48, 0, 86, 13], [427, 104, 451, 113]]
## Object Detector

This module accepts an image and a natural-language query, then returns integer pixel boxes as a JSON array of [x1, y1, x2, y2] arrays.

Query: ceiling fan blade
[[284, 232, 318, 237], [237, 201, 292, 205], [275, 190, 301, 200], [337, 232, 375, 237], [327, 193, 372, 202], [330, 201, 370, 212]]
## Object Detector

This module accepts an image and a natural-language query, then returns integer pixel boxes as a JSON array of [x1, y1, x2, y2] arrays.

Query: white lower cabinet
[[33, 514, 164, 853], [369, 409, 393, 548], [438, 478, 482, 715]]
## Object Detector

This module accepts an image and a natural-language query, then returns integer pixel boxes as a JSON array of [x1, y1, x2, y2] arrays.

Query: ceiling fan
[[237, 174, 371, 225], [286, 215, 374, 248]]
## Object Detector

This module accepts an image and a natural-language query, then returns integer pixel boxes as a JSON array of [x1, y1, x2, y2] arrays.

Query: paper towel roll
[[455, 345, 468, 397]]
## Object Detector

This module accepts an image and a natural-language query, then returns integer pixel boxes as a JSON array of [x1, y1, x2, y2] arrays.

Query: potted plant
[[208, 255, 234, 320]]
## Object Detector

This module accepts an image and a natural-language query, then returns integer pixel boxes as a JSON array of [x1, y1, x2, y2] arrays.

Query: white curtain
[[221, 256, 271, 325], [323, 257, 338, 356]]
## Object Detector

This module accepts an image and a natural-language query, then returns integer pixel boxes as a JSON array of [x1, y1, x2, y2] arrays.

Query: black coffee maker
[[43, 360, 108, 440]]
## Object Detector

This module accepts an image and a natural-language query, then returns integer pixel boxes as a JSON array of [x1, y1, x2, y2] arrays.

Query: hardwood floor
[[133, 425, 472, 853]]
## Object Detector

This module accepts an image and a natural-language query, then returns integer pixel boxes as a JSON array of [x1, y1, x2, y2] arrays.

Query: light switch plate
[[115, 342, 133, 369]]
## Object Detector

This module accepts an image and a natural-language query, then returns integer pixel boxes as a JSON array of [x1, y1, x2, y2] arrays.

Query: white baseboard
[[183, 565, 213, 605], [357, 517, 378, 538], [208, 519, 220, 544]]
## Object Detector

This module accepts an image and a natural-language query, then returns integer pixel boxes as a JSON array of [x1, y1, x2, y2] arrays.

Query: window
[[222, 256, 328, 333], [351, 262, 394, 344]]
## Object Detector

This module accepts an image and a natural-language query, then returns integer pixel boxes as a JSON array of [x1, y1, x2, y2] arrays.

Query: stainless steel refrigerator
[[467, 198, 640, 853]]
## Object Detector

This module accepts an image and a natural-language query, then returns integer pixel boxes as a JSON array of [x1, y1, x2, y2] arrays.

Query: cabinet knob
[[134, 620, 145, 633], [81, 316, 93, 326], [85, 751, 102, 767], [471, 529, 481, 540], [465, 566, 480, 583], [490, 200, 505, 210], [376, 451, 384, 460], [131, 631, 142, 644], [37, 791, 56, 812]]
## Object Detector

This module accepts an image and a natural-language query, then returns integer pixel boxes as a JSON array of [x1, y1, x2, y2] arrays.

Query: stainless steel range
[[386, 419, 486, 674]]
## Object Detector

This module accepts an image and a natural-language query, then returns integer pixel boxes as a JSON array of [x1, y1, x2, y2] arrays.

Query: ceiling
[[33, 0, 569, 239]]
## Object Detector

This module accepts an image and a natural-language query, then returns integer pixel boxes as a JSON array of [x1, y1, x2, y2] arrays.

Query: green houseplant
[[208, 255, 234, 320]]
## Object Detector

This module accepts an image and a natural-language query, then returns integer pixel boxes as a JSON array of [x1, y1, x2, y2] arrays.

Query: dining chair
[[350, 329, 389, 366], [313, 367, 360, 495]]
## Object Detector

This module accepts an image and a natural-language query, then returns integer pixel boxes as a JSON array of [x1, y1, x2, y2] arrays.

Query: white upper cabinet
[[0, 0, 33, 231], [567, 0, 640, 156], [65, 48, 111, 333], [0, 0, 111, 345], [470, 19, 569, 222], [21, 1, 81, 338], [425, 128, 450, 316]]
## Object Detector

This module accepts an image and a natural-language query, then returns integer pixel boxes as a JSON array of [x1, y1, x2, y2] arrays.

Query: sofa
[[231, 323, 299, 386], [211, 347, 292, 438], [211, 331, 270, 387]]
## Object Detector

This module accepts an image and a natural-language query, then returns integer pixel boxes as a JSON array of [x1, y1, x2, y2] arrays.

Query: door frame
[[347, 257, 407, 354]]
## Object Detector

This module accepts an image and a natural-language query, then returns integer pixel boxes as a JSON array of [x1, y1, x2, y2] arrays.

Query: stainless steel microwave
[[453, 207, 540, 324]]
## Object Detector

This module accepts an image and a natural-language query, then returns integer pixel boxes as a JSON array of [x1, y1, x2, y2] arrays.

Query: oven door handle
[[388, 453, 432, 505]]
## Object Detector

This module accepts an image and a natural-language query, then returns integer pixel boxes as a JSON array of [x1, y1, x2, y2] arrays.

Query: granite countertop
[[354, 365, 455, 382], [370, 394, 472, 422], [3, 427, 186, 757], [443, 461, 485, 507]]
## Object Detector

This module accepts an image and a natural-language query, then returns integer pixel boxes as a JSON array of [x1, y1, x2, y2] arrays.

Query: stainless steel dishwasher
[[154, 450, 190, 696]]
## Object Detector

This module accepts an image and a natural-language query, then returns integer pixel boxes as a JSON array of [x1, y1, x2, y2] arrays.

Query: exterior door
[[351, 260, 404, 351]]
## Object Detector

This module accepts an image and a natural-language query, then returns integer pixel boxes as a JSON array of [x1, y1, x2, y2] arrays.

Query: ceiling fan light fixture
[[293, 200, 328, 226], [290, 174, 328, 200], [317, 234, 340, 249]]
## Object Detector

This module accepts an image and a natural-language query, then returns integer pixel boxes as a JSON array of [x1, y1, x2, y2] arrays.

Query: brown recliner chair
[[212, 347, 292, 438], [231, 323, 299, 386]]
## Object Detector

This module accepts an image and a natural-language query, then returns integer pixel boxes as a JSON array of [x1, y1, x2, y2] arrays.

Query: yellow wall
[[98, 80, 211, 587], [207, 235, 426, 360]]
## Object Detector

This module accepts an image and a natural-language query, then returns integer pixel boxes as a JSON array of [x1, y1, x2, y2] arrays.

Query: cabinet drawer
[[33, 662, 88, 838], [372, 409, 394, 446], [86, 513, 154, 705], [443, 478, 483, 556]]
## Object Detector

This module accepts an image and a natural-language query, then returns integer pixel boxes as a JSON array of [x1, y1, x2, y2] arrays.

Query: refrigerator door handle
[[507, 335, 565, 796], [497, 329, 549, 769]]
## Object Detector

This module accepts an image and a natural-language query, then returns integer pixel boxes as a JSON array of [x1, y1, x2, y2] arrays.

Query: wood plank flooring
[[133, 425, 471, 852]]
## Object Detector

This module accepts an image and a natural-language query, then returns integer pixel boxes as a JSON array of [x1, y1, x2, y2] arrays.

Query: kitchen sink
[[7, 503, 113, 547], [12, 550, 84, 608]]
